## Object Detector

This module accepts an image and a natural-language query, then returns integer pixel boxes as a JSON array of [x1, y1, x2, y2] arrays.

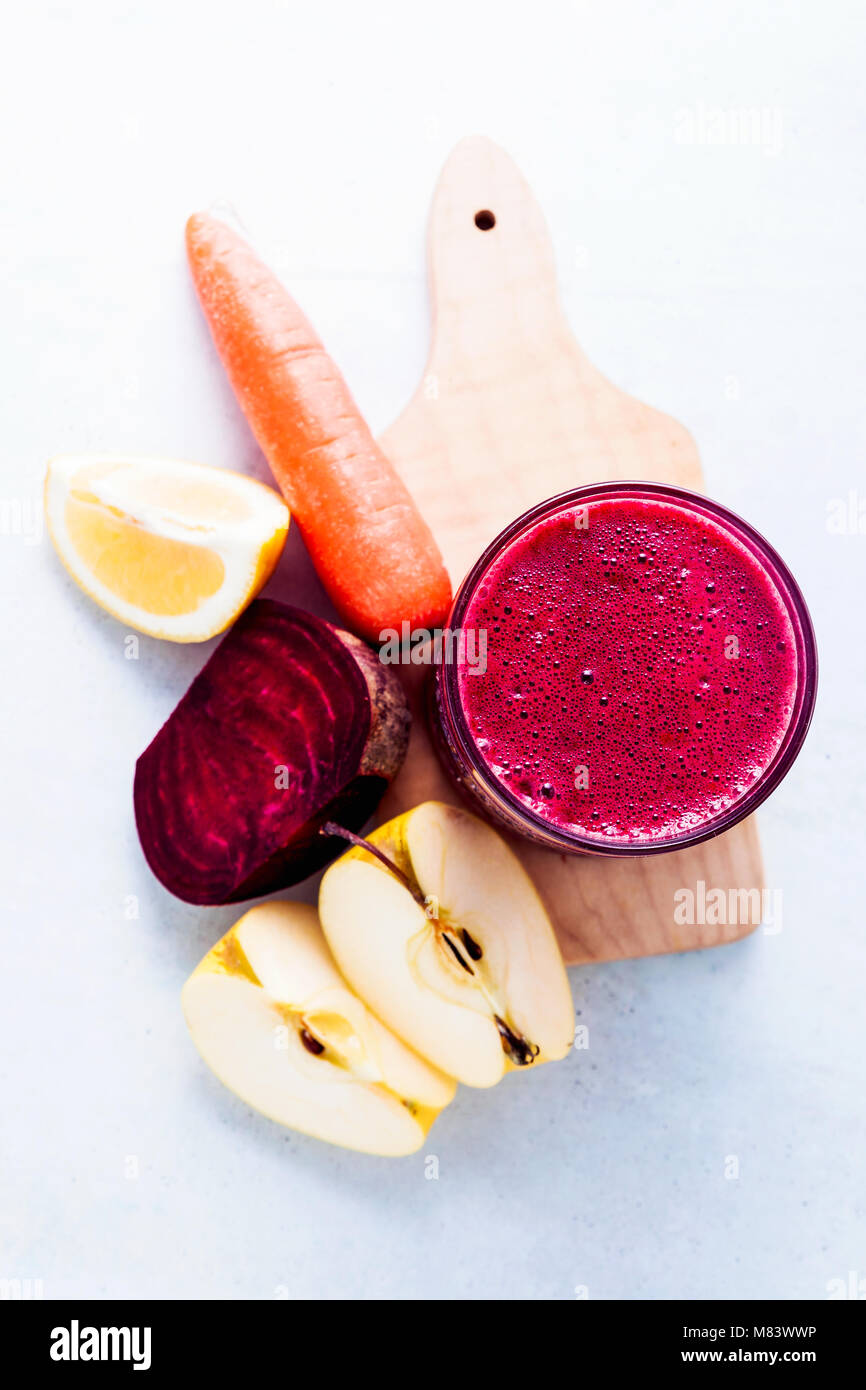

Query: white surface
[[1, 0, 864, 1301]]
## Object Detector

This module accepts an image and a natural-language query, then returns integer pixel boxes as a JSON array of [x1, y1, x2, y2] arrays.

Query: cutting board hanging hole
[[474, 209, 496, 230]]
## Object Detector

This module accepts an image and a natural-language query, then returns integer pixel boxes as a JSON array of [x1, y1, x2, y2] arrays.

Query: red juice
[[447, 488, 810, 850]]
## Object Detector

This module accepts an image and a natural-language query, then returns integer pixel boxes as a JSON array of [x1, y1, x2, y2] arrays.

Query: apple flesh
[[182, 901, 456, 1155], [134, 600, 410, 904], [318, 802, 575, 1088]]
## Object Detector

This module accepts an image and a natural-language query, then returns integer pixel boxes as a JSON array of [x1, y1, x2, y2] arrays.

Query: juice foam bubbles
[[457, 496, 798, 844]]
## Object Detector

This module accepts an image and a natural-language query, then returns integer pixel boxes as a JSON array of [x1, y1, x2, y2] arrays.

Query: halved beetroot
[[134, 600, 409, 904]]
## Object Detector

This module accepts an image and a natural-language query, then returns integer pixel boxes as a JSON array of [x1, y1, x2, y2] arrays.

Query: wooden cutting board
[[375, 135, 763, 966]]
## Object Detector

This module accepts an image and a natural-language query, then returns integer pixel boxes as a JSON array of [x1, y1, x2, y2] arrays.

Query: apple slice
[[318, 802, 575, 1088], [182, 901, 456, 1156]]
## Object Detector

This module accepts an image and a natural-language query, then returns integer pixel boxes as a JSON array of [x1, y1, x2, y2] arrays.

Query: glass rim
[[439, 480, 819, 857]]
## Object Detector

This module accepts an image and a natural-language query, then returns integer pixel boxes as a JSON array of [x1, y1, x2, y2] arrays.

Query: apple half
[[318, 802, 575, 1088], [182, 901, 456, 1156]]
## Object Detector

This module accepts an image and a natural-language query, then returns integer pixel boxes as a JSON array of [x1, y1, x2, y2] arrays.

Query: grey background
[[1, 0, 863, 1299]]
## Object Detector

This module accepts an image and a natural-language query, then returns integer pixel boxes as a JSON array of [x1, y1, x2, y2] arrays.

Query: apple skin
[[318, 801, 576, 1088], [134, 600, 410, 905], [182, 901, 456, 1155]]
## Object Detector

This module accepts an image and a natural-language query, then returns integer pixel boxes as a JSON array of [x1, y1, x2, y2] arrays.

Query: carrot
[[185, 213, 452, 645]]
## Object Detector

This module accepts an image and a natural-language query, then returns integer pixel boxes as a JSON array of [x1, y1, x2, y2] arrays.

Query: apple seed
[[494, 1016, 540, 1068], [299, 1027, 326, 1056]]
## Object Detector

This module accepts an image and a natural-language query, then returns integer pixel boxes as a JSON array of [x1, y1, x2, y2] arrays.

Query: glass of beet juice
[[432, 482, 817, 856]]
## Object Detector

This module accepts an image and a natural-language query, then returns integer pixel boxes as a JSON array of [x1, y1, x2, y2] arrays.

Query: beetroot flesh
[[134, 600, 409, 905]]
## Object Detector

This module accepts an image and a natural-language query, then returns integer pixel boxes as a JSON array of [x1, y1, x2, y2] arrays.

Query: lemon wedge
[[45, 455, 289, 641]]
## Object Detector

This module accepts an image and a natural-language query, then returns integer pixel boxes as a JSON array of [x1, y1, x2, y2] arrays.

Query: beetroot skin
[[134, 600, 410, 905]]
